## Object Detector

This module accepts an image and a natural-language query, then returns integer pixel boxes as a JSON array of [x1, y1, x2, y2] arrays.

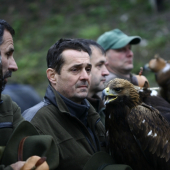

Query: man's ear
[[46, 68, 57, 84]]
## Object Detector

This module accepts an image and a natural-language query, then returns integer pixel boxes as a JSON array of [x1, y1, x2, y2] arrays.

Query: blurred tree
[[0, 0, 170, 95]]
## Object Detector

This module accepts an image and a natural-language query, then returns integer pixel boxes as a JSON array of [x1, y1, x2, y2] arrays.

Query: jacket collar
[[57, 90, 90, 125], [44, 85, 96, 119], [44, 84, 101, 124], [44, 84, 69, 113]]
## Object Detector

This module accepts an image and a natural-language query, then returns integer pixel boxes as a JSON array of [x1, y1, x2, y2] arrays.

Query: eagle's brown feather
[[104, 78, 170, 170], [128, 104, 170, 159]]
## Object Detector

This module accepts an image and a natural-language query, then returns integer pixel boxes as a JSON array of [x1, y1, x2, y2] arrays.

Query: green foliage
[[12, 19, 24, 36], [28, 3, 39, 12], [81, 0, 101, 7], [47, 15, 65, 26], [1, 0, 170, 96], [78, 25, 101, 39], [87, 7, 107, 19], [147, 36, 169, 49]]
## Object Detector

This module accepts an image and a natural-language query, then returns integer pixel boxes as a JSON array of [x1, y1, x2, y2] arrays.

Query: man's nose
[[102, 66, 109, 76], [9, 57, 18, 72], [80, 69, 90, 80]]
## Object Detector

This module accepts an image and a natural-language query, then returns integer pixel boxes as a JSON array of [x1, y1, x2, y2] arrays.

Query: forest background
[[1, 0, 170, 97]]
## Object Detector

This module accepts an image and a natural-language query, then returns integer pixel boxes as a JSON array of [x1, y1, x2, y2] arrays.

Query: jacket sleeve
[[0, 95, 24, 129]]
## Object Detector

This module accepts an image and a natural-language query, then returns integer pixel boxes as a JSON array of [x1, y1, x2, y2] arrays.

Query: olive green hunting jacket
[[23, 85, 106, 170]]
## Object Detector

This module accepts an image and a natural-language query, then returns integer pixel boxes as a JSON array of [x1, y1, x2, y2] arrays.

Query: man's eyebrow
[[71, 63, 83, 68], [87, 63, 92, 67], [71, 63, 92, 67], [96, 60, 105, 65]]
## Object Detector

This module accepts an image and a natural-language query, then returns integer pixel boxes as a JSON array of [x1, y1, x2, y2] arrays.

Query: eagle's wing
[[127, 103, 170, 162], [105, 107, 153, 169]]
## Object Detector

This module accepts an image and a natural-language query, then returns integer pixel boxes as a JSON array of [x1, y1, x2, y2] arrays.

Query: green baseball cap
[[97, 29, 141, 51]]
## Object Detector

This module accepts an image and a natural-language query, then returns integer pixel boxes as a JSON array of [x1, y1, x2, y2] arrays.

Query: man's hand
[[10, 161, 25, 170]]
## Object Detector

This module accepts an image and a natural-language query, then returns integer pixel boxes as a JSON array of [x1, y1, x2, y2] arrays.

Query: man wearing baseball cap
[[97, 29, 141, 85]]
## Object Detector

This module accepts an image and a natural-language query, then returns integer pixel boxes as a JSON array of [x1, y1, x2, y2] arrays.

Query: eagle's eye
[[114, 88, 122, 92]]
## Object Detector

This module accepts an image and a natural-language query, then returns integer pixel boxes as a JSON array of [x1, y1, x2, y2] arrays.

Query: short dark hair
[[0, 19, 15, 45], [79, 39, 105, 56], [47, 38, 92, 74]]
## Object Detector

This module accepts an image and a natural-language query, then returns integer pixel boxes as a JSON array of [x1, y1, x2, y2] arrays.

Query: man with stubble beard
[[0, 19, 24, 170], [80, 39, 109, 125]]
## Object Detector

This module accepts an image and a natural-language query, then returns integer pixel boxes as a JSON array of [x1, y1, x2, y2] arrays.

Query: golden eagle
[[103, 78, 170, 170]]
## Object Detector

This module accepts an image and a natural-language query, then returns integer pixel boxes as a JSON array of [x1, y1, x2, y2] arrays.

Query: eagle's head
[[103, 78, 141, 108]]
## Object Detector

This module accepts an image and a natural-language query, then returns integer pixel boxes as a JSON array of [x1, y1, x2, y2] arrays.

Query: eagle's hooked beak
[[102, 87, 118, 105]]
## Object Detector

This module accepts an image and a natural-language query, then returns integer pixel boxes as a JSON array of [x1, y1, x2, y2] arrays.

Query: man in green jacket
[[0, 19, 59, 170], [23, 38, 132, 170], [0, 19, 25, 169], [23, 38, 106, 170]]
